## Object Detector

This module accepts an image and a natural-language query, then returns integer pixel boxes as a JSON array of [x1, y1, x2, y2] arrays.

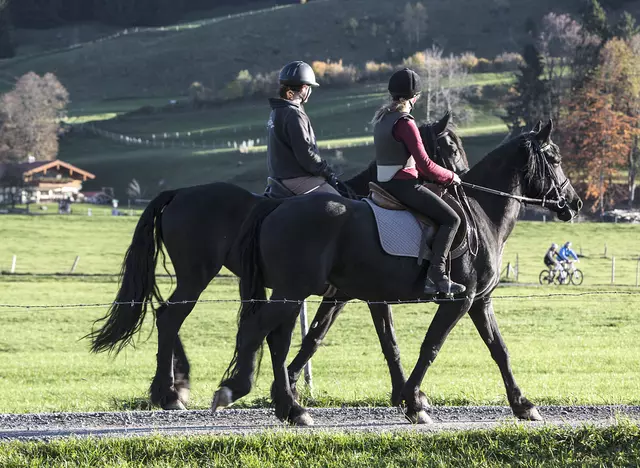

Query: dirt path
[[1, 406, 639, 441]]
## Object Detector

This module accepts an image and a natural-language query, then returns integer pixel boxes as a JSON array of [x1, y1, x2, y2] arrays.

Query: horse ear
[[536, 119, 553, 143], [434, 111, 451, 136], [532, 121, 542, 133]]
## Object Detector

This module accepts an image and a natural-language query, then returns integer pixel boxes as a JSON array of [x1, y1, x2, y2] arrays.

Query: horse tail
[[222, 197, 282, 382], [89, 189, 178, 354]]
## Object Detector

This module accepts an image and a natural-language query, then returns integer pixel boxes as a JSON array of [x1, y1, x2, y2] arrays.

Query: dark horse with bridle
[[89, 114, 467, 420], [91, 118, 581, 426]]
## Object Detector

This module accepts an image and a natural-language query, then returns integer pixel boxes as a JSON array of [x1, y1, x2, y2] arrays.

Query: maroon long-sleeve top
[[391, 118, 454, 185]]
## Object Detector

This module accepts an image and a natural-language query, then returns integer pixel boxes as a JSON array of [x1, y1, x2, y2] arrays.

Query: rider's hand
[[451, 173, 462, 186]]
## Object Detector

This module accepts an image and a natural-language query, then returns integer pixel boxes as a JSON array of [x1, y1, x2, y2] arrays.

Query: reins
[[459, 141, 568, 210]]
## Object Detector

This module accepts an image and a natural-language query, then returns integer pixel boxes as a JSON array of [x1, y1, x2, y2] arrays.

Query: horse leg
[[286, 299, 347, 400], [172, 336, 190, 405], [367, 303, 411, 406], [467, 297, 542, 421], [213, 296, 293, 409], [402, 299, 472, 423], [149, 283, 203, 410], [267, 304, 313, 426]]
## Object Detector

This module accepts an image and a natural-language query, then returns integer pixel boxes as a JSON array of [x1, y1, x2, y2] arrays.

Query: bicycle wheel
[[571, 269, 584, 286], [539, 270, 551, 285], [554, 273, 568, 285]]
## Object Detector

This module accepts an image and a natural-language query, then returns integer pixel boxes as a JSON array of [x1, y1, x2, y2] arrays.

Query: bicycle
[[538, 261, 583, 286]]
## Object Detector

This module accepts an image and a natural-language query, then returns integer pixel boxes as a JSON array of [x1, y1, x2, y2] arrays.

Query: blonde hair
[[371, 98, 412, 125]]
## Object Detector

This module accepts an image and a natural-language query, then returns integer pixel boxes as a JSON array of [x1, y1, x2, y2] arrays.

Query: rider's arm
[[285, 110, 332, 178], [393, 118, 454, 185]]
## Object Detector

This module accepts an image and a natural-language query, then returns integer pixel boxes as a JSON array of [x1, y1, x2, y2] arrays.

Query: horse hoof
[[517, 407, 543, 421], [211, 387, 233, 412], [177, 387, 190, 405], [405, 410, 433, 424], [163, 399, 186, 411], [291, 411, 314, 427]]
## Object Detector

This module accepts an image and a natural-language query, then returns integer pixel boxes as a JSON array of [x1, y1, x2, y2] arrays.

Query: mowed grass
[[2, 423, 640, 467], [1, 216, 640, 413]]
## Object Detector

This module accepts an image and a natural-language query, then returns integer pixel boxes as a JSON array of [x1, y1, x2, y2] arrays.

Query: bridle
[[461, 139, 570, 211]]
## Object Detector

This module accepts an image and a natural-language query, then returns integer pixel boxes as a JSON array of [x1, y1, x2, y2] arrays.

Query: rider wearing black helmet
[[266, 61, 339, 195], [372, 68, 465, 296]]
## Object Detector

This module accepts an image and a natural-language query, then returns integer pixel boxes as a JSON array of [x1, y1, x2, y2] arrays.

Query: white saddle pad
[[363, 198, 423, 259]]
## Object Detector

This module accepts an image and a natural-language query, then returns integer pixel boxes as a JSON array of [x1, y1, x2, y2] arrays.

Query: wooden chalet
[[0, 159, 96, 204]]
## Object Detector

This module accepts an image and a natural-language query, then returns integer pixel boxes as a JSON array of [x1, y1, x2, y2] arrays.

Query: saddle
[[367, 182, 469, 263], [264, 177, 296, 199]]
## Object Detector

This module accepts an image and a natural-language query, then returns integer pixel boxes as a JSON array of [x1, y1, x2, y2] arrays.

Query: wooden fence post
[[299, 300, 313, 390], [636, 258, 639, 288], [70, 256, 80, 274], [611, 256, 616, 285], [515, 254, 519, 282], [10, 255, 16, 274], [604, 243, 608, 258]]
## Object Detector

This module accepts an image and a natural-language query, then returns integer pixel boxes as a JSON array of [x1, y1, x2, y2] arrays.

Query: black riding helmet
[[279, 61, 320, 88], [388, 68, 421, 99]]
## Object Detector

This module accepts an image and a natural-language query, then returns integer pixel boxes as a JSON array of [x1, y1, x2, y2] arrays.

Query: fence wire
[[1, 290, 640, 311]]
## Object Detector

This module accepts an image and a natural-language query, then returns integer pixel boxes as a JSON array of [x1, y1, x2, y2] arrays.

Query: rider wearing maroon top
[[373, 68, 465, 295]]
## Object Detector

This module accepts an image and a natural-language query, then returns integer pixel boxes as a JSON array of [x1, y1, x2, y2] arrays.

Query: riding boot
[[423, 226, 466, 295]]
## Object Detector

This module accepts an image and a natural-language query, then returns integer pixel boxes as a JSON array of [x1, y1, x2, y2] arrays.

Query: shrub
[[312, 60, 358, 86], [493, 52, 524, 71], [362, 61, 394, 81], [402, 51, 427, 69], [475, 57, 494, 73], [459, 52, 479, 71]]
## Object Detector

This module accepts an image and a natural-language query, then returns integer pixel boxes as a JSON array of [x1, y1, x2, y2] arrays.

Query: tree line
[[505, 0, 640, 213]]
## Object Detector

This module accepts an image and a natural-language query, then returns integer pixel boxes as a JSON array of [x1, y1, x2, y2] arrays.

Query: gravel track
[[1, 406, 639, 441]]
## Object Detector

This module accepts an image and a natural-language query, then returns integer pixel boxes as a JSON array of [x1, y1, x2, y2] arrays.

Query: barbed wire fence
[[2, 290, 640, 311]]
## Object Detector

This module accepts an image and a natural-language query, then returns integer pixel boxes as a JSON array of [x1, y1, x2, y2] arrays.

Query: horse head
[[522, 120, 582, 221], [419, 112, 470, 176]]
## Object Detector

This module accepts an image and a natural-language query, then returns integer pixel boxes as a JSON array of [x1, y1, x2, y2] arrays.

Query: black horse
[[89, 114, 466, 418], [208, 120, 582, 426]]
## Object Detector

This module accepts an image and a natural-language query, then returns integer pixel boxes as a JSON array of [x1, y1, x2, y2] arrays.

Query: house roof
[[0, 159, 96, 181]]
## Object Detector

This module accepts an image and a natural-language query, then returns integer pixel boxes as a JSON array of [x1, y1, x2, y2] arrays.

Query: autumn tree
[[561, 38, 639, 213], [403, 47, 470, 123], [0, 72, 70, 163]]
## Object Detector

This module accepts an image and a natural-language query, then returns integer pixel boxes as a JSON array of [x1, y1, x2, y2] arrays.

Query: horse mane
[[443, 121, 469, 169], [520, 132, 561, 196]]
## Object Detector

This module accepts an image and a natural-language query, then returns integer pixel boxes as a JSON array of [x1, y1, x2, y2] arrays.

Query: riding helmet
[[388, 68, 422, 99], [279, 61, 320, 87]]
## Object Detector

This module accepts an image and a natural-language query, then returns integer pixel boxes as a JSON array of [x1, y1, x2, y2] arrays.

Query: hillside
[[0, 0, 591, 101]]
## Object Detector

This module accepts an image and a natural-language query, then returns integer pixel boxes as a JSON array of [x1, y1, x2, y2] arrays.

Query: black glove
[[327, 173, 339, 188]]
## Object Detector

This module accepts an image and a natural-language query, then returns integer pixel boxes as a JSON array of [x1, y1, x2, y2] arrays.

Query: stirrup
[[424, 276, 466, 296]]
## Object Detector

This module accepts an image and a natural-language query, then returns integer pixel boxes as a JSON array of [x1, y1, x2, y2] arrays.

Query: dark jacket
[[266, 98, 332, 180], [544, 249, 559, 266]]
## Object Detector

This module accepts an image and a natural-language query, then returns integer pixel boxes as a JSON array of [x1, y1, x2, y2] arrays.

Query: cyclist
[[558, 241, 579, 264], [543, 243, 562, 282]]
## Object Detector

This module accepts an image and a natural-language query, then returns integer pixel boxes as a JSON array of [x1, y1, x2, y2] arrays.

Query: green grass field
[[1, 217, 640, 414], [2, 423, 640, 467]]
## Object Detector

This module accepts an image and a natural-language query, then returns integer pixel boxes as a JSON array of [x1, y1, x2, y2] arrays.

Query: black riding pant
[[380, 178, 460, 275]]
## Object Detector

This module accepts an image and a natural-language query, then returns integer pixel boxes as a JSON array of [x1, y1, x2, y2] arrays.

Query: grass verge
[[1, 422, 639, 467]]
